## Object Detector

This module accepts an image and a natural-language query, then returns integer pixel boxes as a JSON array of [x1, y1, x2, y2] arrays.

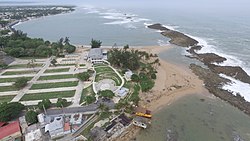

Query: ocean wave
[[157, 39, 169, 46], [186, 34, 250, 75], [220, 74, 250, 102]]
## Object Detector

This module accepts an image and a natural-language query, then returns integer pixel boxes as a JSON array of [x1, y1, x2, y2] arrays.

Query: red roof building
[[0, 121, 22, 141]]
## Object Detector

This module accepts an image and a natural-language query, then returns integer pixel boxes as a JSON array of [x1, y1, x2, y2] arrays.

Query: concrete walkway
[[0, 73, 36, 78], [11, 57, 52, 102], [70, 81, 84, 107], [0, 91, 18, 96], [26, 87, 76, 94], [20, 97, 73, 106], [0, 82, 14, 86]]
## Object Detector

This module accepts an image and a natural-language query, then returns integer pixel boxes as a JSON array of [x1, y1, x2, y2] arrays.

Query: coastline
[[111, 45, 211, 141]]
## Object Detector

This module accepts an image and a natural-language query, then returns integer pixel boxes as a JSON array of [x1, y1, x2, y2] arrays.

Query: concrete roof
[[88, 48, 103, 59], [45, 116, 64, 133], [0, 121, 21, 140]]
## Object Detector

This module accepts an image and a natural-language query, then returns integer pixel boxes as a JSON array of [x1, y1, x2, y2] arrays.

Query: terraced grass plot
[[38, 74, 76, 80], [20, 90, 76, 101], [31, 81, 78, 89]]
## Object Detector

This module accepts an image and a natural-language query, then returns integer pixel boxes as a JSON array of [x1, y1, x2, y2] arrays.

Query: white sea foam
[[220, 74, 250, 102], [157, 39, 169, 46], [162, 24, 179, 31], [186, 34, 250, 75]]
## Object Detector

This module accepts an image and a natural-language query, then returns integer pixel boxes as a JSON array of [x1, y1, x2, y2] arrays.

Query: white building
[[87, 48, 107, 63], [70, 113, 83, 125], [124, 70, 133, 81], [25, 129, 42, 141], [45, 116, 64, 139], [116, 87, 129, 98]]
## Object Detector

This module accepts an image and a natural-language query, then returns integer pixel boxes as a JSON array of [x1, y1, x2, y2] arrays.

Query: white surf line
[[220, 74, 250, 102]]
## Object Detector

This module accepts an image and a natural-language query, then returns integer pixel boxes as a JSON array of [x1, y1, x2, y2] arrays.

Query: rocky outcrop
[[190, 64, 250, 116], [208, 64, 250, 84], [147, 23, 198, 47]]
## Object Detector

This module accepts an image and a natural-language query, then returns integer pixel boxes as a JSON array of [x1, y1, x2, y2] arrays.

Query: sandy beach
[[105, 45, 211, 141]]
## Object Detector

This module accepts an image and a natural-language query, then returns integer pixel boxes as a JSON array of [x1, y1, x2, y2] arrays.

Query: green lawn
[[0, 77, 33, 83], [0, 86, 18, 92], [30, 81, 78, 90], [0, 95, 15, 103], [38, 74, 76, 80], [79, 64, 86, 67], [7, 63, 43, 69], [2, 70, 38, 75], [44, 68, 70, 73], [20, 90, 76, 101], [95, 66, 113, 73], [80, 85, 95, 104], [96, 72, 122, 86], [57, 64, 75, 66]]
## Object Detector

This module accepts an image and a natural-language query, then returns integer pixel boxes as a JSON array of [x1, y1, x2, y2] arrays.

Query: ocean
[[9, 0, 250, 140]]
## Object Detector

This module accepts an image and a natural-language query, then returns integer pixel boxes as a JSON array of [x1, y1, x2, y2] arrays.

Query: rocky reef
[[147, 23, 198, 47], [148, 22, 250, 116], [190, 64, 250, 116]]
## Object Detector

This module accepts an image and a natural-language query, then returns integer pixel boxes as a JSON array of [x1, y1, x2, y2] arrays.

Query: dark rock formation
[[208, 64, 250, 84], [197, 53, 227, 65], [190, 64, 250, 116], [147, 23, 198, 47]]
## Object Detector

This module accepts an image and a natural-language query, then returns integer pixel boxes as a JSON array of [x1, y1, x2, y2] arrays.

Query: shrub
[[131, 74, 139, 82], [99, 90, 115, 99], [0, 102, 25, 122], [38, 99, 51, 110], [85, 95, 96, 104], [25, 110, 38, 125], [14, 77, 28, 89], [77, 72, 90, 81]]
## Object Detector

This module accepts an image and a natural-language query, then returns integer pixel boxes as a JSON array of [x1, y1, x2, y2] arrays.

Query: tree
[[35, 45, 52, 57], [14, 77, 28, 89], [56, 98, 67, 108], [64, 37, 70, 45], [123, 44, 129, 50], [64, 44, 76, 53], [77, 72, 90, 81], [151, 73, 157, 79], [90, 39, 102, 48], [85, 95, 96, 104], [51, 58, 57, 66], [99, 90, 115, 99], [25, 110, 38, 125], [131, 74, 140, 82], [0, 102, 25, 122], [38, 99, 51, 110]]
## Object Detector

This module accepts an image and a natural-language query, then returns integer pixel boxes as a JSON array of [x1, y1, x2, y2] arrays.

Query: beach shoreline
[[110, 45, 212, 141]]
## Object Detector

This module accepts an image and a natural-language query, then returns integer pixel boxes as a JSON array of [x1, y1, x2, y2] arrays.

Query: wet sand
[[110, 45, 211, 141]]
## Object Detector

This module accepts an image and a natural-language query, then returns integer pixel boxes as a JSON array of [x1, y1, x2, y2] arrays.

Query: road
[[46, 99, 115, 115]]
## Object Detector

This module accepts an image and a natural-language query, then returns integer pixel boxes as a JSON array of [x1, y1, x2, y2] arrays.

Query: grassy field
[[38, 74, 76, 80], [95, 72, 122, 86], [95, 66, 113, 73], [80, 85, 95, 104], [7, 63, 43, 69], [44, 68, 70, 73], [0, 77, 33, 83], [20, 90, 76, 101], [31, 81, 78, 90], [57, 64, 75, 66], [0, 95, 15, 103], [0, 85, 18, 92], [2, 70, 38, 75]]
